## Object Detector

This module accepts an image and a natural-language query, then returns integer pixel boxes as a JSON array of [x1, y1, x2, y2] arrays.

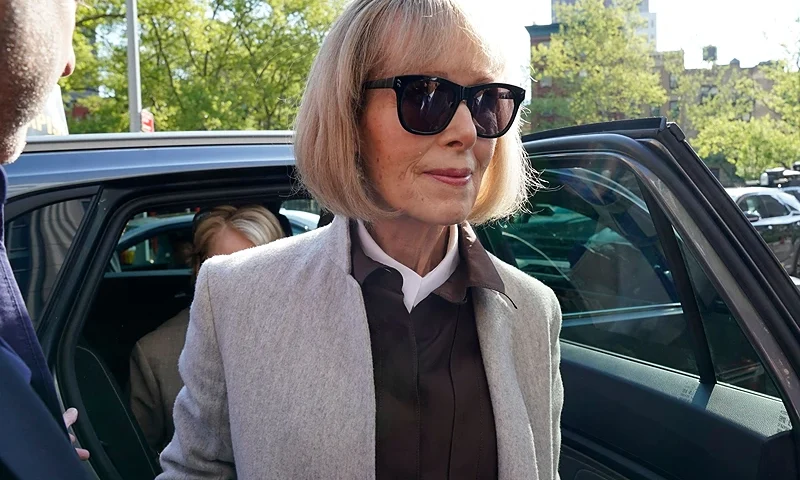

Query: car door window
[[680, 242, 779, 396], [762, 195, 789, 218], [739, 196, 766, 217], [494, 164, 776, 396], [5, 197, 91, 327], [114, 214, 193, 273], [499, 167, 695, 374]]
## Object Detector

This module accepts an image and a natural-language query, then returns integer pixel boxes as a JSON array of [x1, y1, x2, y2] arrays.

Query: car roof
[[725, 186, 783, 201], [9, 131, 295, 199], [726, 186, 800, 210]]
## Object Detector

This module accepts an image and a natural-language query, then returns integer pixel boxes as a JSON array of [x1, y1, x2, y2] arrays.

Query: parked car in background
[[727, 187, 800, 275], [6, 119, 800, 480], [779, 185, 800, 205]]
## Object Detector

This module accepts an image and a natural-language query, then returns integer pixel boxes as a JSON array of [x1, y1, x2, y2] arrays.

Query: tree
[[527, 0, 666, 132], [693, 116, 800, 180], [61, 0, 343, 133], [667, 24, 800, 180]]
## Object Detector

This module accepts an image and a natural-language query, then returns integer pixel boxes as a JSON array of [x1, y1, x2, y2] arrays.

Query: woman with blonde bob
[[159, 1, 562, 479]]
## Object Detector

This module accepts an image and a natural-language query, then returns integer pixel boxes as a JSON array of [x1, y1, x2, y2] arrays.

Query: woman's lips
[[425, 168, 472, 187]]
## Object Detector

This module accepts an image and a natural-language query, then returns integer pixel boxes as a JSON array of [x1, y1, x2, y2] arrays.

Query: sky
[[505, 0, 800, 70]]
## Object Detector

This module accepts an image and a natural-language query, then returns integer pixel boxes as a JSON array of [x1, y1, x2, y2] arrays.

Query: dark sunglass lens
[[400, 78, 457, 133], [470, 87, 517, 137]]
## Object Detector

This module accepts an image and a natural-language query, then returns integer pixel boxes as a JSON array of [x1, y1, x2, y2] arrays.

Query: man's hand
[[63, 408, 91, 461]]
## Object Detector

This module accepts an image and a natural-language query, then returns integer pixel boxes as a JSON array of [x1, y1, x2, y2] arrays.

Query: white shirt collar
[[356, 220, 460, 313]]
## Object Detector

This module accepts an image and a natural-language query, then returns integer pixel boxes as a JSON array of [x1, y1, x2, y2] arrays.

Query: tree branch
[[149, 19, 185, 111], [182, 31, 200, 73], [76, 13, 126, 27]]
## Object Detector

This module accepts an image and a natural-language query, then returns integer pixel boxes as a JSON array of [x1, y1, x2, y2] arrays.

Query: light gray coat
[[158, 216, 563, 480]]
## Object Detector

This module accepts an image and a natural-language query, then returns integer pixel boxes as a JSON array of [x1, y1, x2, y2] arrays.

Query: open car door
[[479, 118, 800, 480]]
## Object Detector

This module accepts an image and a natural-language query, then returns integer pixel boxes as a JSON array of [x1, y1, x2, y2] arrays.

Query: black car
[[7, 119, 800, 480], [727, 187, 800, 275]]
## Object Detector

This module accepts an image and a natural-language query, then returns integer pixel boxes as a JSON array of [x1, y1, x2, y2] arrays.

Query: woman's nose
[[442, 102, 478, 148]]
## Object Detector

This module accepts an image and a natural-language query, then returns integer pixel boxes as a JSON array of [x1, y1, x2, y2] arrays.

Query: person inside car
[[129, 205, 284, 453], [0, 0, 92, 477], [158, 0, 563, 478]]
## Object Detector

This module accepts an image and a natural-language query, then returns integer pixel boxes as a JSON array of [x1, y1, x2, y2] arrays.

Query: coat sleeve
[[549, 289, 564, 480], [129, 341, 164, 452], [157, 262, 236, 479]]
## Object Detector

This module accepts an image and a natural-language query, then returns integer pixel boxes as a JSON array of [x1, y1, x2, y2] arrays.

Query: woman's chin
[[402, 204, 473, 227]]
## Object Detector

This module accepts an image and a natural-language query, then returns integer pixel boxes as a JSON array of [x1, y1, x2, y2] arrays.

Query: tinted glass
[[493, 163, 779, 395], [5, 198, 91, 326], [680, 242, 779, 396], [112, 212, 195, 273], [401, 78, 456, 133], [498, 166, 696, 374], [761, 195, 788, 218]]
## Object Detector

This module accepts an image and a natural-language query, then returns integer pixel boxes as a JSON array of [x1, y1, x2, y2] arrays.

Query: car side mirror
[[746, 212, 761, 223]]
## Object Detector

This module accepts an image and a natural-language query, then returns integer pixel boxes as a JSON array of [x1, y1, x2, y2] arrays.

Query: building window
[[541, 76, 553, 88], [669, 74, 678, 90], [700, 85, 719, 103], [651, 105, 662, 117], [669, 100, 680, 118]]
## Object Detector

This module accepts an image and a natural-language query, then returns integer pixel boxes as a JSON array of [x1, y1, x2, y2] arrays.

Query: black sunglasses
[[363, 75, 525, 139]]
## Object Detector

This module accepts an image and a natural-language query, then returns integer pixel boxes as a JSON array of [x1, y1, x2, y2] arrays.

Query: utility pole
[[126, 0, 142, 133]]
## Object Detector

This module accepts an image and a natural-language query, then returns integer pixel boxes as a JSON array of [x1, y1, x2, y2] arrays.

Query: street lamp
[[126, 0, 142, 133]]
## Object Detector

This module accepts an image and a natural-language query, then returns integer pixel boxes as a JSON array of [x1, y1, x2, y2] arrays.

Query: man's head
[[0, 0, 77, 164]]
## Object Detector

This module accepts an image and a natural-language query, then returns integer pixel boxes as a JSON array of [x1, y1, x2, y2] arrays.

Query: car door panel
[[561, 342, 795, 480]]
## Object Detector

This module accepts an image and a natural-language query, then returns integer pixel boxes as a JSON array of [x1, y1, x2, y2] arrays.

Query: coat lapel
[[474, 288, 539, 480], [329, 217, 377, 477]]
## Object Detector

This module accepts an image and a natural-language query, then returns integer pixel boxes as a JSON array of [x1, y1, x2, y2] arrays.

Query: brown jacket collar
[[350, 221, 506, 304]]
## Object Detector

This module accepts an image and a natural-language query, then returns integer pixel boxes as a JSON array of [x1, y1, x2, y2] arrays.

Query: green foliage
[[667, 22, 800, 180], [693, 116, 800, 180], [529, 0, 666, 130], [61, 0, 343, 133]]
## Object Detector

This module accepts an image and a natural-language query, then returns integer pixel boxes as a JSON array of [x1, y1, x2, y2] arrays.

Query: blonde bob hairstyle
[[190, 205, 284, 276], [294, 0, 535, 225]]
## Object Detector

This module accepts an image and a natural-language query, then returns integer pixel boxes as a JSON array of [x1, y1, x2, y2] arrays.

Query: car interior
[[74, 196, 327, 479]]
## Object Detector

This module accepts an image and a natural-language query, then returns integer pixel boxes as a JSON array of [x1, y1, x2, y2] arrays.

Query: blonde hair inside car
[[191, 205, 284, 275], [294, 0, 535, 225]]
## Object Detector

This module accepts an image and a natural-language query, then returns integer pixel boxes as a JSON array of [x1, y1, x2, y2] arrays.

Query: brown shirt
[[351, 223, 505, 479]]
